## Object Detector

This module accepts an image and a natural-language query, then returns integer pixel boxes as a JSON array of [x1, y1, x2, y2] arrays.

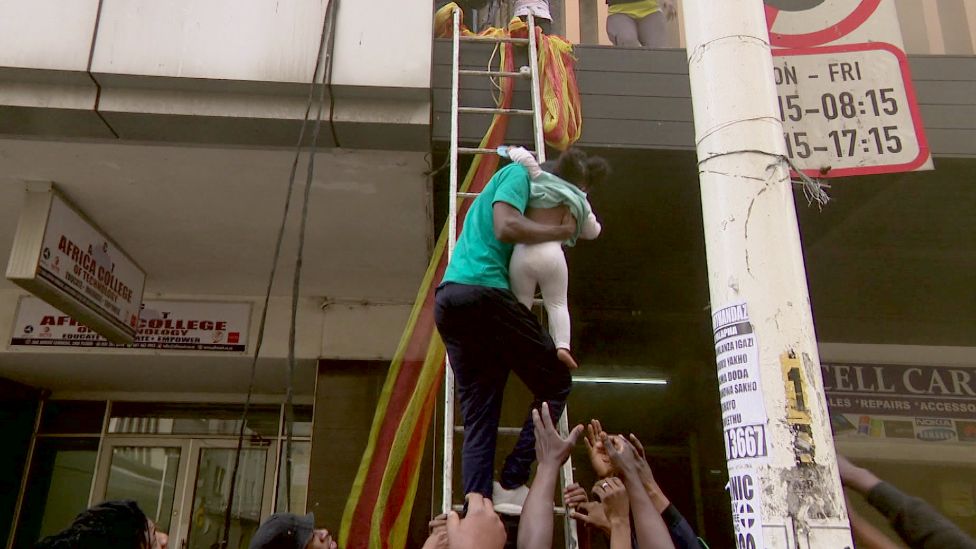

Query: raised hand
[[836, 454, 880, 494], [533, 402, 583, 469], [518, 403, 583, 549], [592, 477, 634, 549], [584, 419, 614, 478], [421, 514, 449, 549], [571, 501, 611, 535], [628, 433, 670, 513], [592, 477, 630, 524], [605, 435, 676, 549], [604, 433, 644, 481], [447, 494, 506, 549], [563, 482, 588, 510]]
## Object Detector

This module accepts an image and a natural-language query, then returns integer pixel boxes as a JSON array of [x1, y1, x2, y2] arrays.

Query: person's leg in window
[[636, 9, 669, 48], [607, 13, 641, 47]]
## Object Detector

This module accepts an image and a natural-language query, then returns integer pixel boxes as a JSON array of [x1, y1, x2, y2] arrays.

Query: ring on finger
[[602, 482, 609, 489]]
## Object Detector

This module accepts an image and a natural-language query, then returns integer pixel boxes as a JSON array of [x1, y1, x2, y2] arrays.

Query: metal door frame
[[91, 437, 275, 548]]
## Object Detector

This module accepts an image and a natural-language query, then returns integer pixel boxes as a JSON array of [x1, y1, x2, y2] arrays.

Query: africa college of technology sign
[[6, 183, 146, 344]]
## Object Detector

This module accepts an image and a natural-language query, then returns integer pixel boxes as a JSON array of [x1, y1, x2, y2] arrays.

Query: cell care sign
[[11, 297, 251, 352], [6, 185, 145, 344], [765, 0, 933, 177]]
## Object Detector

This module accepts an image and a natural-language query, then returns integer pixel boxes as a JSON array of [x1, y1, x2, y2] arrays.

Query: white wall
[[321, 302, 413, 360], [331, 0, 433, 91], [0, 0, 98, 71], [87, 0, 431, 90], [91, 0, 327, 83]]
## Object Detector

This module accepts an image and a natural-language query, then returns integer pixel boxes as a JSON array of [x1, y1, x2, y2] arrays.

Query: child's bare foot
[[557, 348, 578, 369]]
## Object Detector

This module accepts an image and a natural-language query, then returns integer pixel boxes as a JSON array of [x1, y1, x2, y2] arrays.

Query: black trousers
[[434, 283, 572, 498]]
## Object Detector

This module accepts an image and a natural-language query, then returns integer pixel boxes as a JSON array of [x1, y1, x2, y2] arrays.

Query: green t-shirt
[[442, 163, 530, 289]]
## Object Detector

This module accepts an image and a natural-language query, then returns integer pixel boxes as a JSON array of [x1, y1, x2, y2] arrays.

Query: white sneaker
[[492, 481, 529, 515]]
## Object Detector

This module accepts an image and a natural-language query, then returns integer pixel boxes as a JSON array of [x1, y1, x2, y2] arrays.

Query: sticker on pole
[[728, 465, 766, 549], [766, 0, 933, 178], [713, 302, 769, 463]]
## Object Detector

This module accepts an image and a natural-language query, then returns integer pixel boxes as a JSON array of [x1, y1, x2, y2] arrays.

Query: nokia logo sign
[[916, 428, 955, 442]]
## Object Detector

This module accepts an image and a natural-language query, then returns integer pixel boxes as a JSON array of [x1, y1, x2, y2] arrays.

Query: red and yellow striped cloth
[[339, 7, 581, 548]]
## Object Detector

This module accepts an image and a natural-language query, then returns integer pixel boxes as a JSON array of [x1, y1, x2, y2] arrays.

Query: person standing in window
[[514, 0, 553, 34], [606, 0, 676, 48]]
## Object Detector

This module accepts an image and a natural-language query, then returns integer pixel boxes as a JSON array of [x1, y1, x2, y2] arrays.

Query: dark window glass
[[109, 402, 280, 438], [39, 401, 106, 434], [13, 438, 99, 548], [286, 405, 313, 438]]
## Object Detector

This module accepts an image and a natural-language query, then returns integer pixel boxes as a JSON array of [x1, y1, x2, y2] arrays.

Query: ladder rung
[[451, 504, 570, 515], [457, 147, 497, 155], [458, 69, 529, 79], [458, 106, 534, 116], [454, 425, 522, 435], [459, 36, 530, 45], [457, 192, 480, 199], [458, 147, 537, 156]]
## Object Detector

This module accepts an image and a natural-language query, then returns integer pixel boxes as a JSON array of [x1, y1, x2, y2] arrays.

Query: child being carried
[[502, 145, 609, 370]]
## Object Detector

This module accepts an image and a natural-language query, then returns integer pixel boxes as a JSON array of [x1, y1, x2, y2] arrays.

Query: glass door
[[92, 438, 274, 549], [180, 440, 275, 549], [92, 438, 190, 537]]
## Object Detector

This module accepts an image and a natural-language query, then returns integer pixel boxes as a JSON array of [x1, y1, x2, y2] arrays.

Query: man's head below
[[249, 513, 337, 549], [34, 500, 168, 549]]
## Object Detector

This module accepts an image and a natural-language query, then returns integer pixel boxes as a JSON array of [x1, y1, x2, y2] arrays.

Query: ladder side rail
[[443, 5, 461, 517], [526, 14, 547, 164], [529, 21, 577, 546], [558, 408, 580, 549]]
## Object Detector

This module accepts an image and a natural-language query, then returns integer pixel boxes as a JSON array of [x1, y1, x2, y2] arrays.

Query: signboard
[[823, 363, 976, 444], [766, 0, 933, 177], [10, 296, 251, 352], [6, 185, 146, 343]]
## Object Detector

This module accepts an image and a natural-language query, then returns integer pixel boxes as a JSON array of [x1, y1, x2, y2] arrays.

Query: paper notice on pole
[[713, 302, 769, 463], [728, 465, 766, 549]]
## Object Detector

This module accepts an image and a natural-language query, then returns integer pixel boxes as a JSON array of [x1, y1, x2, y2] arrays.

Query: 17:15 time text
[[785, 126, 903, 159]]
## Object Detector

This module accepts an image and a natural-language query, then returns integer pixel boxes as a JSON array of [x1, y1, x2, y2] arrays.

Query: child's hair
[[552, 147, 588, 188], [585, 156, 611, 190], [552, 147, 611, 191]]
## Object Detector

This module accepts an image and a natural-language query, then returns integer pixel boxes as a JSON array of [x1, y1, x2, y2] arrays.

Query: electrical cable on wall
[[218, 0, 339, 544]]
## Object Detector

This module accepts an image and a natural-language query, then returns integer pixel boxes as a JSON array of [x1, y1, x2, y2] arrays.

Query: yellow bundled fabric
[[534, 24, 583, 150], [434, 3, 583, 150]]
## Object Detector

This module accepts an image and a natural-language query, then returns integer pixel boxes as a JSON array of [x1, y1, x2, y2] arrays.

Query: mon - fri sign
[[766, 0, 933, 177]]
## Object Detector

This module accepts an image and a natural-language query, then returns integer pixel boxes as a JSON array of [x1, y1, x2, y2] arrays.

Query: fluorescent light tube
[[573, 376, 668, 385]]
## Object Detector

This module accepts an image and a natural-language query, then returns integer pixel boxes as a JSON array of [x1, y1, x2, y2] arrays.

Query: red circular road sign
[[765, 0, 883, 48]]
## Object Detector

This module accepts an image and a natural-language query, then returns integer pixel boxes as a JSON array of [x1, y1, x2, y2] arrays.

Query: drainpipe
[[681, 1, 853, 547]]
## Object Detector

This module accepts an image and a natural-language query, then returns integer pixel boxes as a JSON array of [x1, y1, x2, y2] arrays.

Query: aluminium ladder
[[443, 9, 580, 549]]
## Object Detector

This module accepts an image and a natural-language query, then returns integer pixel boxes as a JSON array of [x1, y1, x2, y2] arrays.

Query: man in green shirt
[[435, 157, 579, 515]]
